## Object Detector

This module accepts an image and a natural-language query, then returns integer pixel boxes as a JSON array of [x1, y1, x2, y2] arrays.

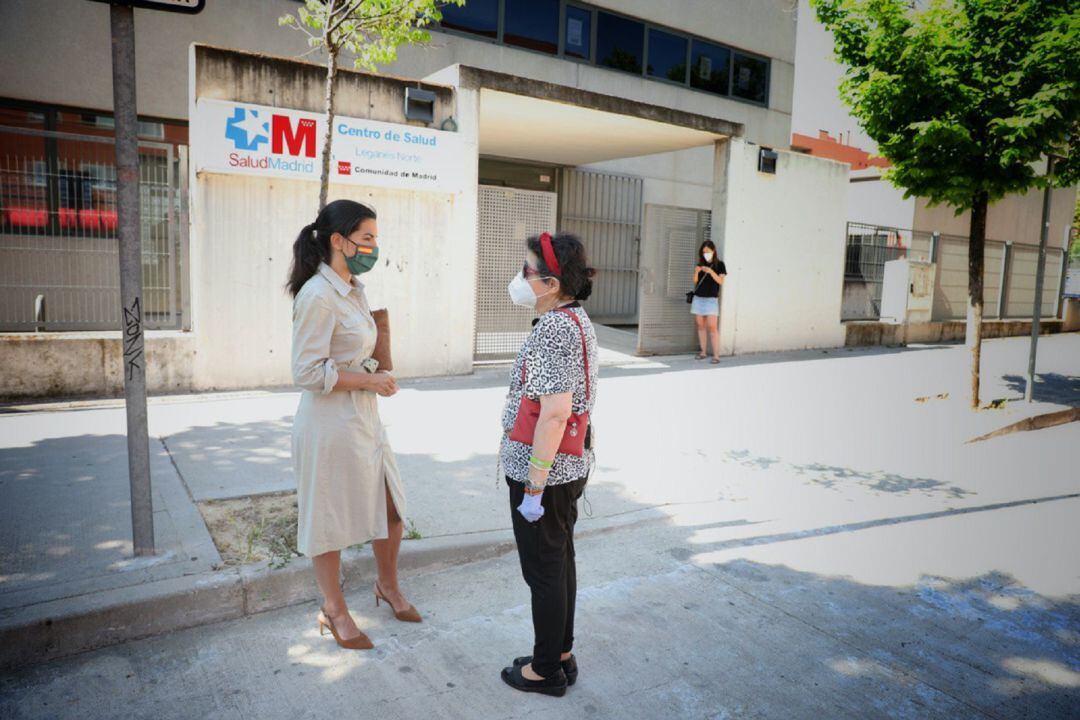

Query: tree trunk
[[318, 40, 339, 211], [966, 191, 989, 409]]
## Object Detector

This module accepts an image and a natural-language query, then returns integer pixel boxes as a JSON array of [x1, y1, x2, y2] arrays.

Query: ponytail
[[286, 222, 325, 298], [286, 200, 377, 297]]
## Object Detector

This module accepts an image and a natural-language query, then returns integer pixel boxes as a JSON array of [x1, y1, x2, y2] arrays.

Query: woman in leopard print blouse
[[499, 232, 599, 698]]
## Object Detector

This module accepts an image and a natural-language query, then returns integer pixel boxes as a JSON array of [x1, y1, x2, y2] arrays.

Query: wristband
[[528, 455, 553, 469]]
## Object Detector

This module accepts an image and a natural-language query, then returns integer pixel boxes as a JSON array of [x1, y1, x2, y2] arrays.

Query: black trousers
[[507, 476, 587, 678]]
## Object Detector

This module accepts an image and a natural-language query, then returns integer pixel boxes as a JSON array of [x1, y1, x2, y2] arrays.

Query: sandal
[[710, 357, 721, 364], [695, 353, 707, 360]]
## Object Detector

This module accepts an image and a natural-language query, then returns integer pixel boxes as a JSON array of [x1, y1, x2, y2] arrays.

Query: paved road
[[2, 483, 1078, 719], [1, 333, 1077, 717]]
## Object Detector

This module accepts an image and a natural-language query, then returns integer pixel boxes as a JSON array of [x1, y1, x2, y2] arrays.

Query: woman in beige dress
[[287, 199, 420, 651]]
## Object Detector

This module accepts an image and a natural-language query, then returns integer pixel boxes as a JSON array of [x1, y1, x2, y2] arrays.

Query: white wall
[[848, 175, 916, 229], [189, 176, 476, 389], [581, 145, 715, 211], [791, 0, 872, 149], [187, 50, 480, 390], [715, 139, 849, 353]]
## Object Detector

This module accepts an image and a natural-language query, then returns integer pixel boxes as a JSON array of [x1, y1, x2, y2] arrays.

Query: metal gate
[[474, 185, 558, 360], [559, 169, 642, 324], [0, 125, 187, 331], [637, 204, 712, 355]]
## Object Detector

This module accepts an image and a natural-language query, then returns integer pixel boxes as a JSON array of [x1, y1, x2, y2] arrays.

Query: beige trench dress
[[291, 263, 406, 557]]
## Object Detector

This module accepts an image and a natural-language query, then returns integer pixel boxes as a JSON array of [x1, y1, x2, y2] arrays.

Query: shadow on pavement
[[1001, 373, 1080, 406], [724, 449, 973, 499]]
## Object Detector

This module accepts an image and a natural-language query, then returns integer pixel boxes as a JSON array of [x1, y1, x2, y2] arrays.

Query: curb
[[0, 506, 668, 671]]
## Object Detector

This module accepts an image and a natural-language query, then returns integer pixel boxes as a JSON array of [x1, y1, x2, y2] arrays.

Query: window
[[733, 52, 768, 104], [504, 0, 559, 54], [564, 5, 592, 60], [690, 40, 731, 96], [647, 28, 687, 83], [440, 0, 498, 39], [80, 163, 117, 192], [427, 4, 770, 106], [30, 160, 48, 188], [0, 107, 46, 128], [597, 12, 643, 75]]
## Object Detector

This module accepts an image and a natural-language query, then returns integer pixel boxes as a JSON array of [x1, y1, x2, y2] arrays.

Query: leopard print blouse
[[500, 304, 598, 486]]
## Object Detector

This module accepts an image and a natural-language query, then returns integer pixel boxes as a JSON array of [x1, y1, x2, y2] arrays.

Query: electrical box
[[880, 258, 935, 324]]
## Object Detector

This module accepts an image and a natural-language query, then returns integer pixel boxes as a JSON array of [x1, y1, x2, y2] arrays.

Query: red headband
[[539, 232, 561, 277]]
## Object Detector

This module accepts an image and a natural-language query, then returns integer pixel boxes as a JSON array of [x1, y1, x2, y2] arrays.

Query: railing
[[0, 125, 187, 331], [842, 221, 1065, 322], [842, 222, 932, 320]]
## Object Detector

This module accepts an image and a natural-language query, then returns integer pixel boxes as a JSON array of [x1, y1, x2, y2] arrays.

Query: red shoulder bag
[[508, 308, 591, 457]]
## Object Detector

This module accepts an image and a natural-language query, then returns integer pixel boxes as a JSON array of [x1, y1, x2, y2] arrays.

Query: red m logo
[[272, 116, 316, 158]]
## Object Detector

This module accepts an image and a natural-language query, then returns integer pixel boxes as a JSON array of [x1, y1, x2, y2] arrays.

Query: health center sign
[[193, 98, 467, 194]]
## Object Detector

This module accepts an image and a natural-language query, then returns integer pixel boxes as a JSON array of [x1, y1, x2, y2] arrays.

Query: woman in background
[[691, 239, 727, 363]]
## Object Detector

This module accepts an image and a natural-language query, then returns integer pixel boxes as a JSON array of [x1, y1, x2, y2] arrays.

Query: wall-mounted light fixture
[[758, 147, 778, 174], [404, 87, 435, 124]]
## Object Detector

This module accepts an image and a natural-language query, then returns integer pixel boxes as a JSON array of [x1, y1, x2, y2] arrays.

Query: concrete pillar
[[711, 137, 737, 355]]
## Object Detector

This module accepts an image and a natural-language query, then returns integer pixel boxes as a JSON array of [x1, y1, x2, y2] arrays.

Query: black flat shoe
[[500, 663, 568, 697], [513, 654, 578, 686]]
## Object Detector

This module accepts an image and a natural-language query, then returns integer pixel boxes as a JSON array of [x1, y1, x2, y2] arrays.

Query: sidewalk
[[1, 332, 1077, 668]]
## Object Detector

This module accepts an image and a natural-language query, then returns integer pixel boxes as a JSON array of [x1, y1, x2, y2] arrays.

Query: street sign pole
[[109, 2, 154, 556], [1024, 155, 1054, 404]]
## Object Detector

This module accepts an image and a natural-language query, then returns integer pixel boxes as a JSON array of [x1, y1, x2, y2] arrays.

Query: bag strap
[[518, 308, 591, 403], [692, 266, 709, 291], [556, 308, 590, 403]]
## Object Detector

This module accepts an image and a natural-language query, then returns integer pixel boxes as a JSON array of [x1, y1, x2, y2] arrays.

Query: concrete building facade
[[1, 0, 856, 398]]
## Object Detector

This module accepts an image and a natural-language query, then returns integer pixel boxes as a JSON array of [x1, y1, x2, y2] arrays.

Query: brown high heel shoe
[[374, 581, 422, 623], [318, 606, 374, 650]]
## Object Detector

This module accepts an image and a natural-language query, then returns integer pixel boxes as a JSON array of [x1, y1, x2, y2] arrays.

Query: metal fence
[[559, 169, 643, 324], [0, 125, 187, 331], [474, 185, 558, 360], [842, 222, 932, 320], [842, 221, 1066, 322]]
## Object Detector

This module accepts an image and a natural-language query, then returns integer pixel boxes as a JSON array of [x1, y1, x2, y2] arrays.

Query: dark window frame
[[433, 1, 771, 108]]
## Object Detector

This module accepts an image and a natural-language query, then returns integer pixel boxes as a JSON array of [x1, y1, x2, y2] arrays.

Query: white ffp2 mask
[[508, 272, 538, 307]]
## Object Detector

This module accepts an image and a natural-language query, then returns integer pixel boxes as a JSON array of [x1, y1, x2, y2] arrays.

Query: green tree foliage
[[280, 0, 463, 210], [812, 0, 1079, 408]]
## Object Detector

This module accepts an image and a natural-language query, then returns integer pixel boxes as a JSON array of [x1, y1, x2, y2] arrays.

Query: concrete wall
[[0, 0, 794, 147], [848, 176, 916, 230], [914, 187, 1077, 249], [0, 0, 310, 120], [0, 332, 195, 400], [582, 146, 715, 211], [715, 139, 849, 354], [188, 47, 478, 390]]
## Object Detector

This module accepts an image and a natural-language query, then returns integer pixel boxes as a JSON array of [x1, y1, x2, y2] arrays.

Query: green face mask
[[344, 241, 379, 275]]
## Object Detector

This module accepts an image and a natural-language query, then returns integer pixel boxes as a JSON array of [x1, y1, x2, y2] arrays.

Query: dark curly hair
[[527, 232, 595, 302]]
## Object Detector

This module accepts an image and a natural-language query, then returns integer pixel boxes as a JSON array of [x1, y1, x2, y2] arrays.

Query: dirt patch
[[198, 493, 301, 569]]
